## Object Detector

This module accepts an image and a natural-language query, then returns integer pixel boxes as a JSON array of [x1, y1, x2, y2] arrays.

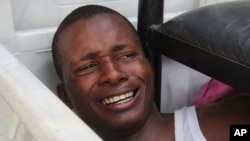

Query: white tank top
[[174, 106, 207, 141]]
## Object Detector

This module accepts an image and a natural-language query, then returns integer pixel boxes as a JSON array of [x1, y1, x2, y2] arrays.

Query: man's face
[[58, 14, 154, 132]]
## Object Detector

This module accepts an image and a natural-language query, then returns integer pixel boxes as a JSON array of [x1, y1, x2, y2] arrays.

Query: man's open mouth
[[101, 90, 136, 105]]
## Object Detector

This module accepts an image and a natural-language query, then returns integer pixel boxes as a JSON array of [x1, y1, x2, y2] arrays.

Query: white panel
[[160, 57, 210, 113], [0, 0, 15, 51], [15, 49, 60, 94], [15, 27, 56, 52], [11, 0, 138, 30], [199, 0, 245, 6], [164, 0, 200, 12], [55, 0, 113, 5], [0, 94, 12, 141]]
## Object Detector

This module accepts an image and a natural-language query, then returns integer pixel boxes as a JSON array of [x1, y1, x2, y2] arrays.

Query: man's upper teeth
[[102, 91, 134, 105]]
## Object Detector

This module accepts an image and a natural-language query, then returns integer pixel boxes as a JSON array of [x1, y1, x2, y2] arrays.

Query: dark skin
[[56, 13, 250, 141]]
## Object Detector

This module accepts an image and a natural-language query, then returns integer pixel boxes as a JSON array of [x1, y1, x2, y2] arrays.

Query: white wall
[[0, 0, 243, 112], [0, 0, 15, 51]]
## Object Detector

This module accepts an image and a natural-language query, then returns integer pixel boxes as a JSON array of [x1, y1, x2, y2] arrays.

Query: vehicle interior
[[0, 0, 249, 140]]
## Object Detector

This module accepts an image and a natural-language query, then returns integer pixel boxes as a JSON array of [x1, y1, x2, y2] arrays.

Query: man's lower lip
[[113, 96, 133, 105]]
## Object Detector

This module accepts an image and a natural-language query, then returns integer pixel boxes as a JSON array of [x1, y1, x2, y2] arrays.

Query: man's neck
[[100, 105, 175, 141]]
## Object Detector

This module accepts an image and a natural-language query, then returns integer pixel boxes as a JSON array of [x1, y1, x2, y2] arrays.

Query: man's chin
[[99, 107, 149, 133]]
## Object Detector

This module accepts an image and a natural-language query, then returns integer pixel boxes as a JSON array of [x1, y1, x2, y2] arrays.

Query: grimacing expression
[[57, 14, 154, 132]]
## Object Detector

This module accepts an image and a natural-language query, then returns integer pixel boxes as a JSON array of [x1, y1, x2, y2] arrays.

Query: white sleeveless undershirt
[[174, 106, 207, 141]]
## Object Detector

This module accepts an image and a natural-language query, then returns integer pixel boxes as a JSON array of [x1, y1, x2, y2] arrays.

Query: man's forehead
[[72, 13, 128, 28], [87, 13, 127, 23], [58, 12, 141, 61], [60, 13, 131, 41], [60, 13, 137, 45]]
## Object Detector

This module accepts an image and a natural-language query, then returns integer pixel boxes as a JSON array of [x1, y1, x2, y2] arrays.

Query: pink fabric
[[193, 79, 238, 106]]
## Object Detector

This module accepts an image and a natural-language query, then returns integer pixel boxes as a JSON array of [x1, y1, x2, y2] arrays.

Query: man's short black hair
[[52, 5, 137, 81]]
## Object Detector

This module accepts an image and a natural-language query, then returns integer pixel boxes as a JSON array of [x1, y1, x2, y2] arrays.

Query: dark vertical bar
[[137, 0, 164, 110], [138, 0, 164, 57]]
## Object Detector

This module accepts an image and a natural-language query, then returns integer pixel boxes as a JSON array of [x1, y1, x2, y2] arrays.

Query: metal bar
[[138, 0, 164, 57], [137, 0, 164, 110]]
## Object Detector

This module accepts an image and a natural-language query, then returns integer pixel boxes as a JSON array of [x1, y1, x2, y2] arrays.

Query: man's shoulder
[[198, 94, 250, 121], [196, 94, 250, 141]]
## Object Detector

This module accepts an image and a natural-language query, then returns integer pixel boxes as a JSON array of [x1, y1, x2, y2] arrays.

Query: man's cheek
[[124, 61, 148, 72], [68, 84, 88, 100]]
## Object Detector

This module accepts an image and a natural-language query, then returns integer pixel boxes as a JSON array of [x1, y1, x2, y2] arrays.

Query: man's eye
[[118, 53, 136, 61], [77, 63, 98, 74], [85, 64, 97, 69], [84, 64, 97, 69]]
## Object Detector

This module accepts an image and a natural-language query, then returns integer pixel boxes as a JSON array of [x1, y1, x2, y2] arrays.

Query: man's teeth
[[102, 91, 134, 105]]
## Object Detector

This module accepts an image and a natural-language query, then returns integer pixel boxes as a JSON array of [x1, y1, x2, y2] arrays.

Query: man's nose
[[99, 61, 128, 86]]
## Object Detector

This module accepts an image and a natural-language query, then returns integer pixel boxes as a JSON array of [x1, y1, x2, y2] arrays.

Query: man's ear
[[56, 83, 73, 109]]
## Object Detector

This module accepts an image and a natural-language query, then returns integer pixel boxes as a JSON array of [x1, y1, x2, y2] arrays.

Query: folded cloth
[[193, 79, 239, 106]]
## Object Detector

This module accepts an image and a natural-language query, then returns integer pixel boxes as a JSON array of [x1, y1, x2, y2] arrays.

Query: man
[[52, 5, 250, 141]]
